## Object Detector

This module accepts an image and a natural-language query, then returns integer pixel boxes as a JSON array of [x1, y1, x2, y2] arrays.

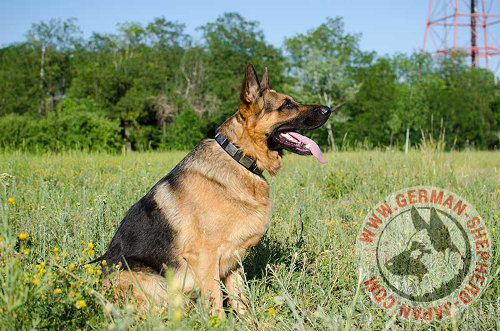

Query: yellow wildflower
[[68, 264, 75, 271], [33, 278, 40, 285], [101, 260, 107, 266], [359, 211, 363, 216], [75, 300, 87, 309], [40, 262, 45, 267], [174, 310, 183, 320], [7, 197, 15, 204], [492, 228, 496, 234], [53, 247, 59, 253], [96, 269, 102, 275], [55, 288, 62, 294], [87, 243, 94, 249], [88, 268, 94, 274], [19, 232, 28, 240], [60, 252, 67, 258], [497, 189, 500, 195], [268, 307, 276, 316]]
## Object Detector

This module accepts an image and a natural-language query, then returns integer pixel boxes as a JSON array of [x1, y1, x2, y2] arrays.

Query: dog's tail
[[86, 243, 125, 276], [87, 256, 103, 265]]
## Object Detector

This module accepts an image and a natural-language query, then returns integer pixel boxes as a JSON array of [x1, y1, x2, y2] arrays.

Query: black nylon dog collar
[[215, 133, 263, 175]]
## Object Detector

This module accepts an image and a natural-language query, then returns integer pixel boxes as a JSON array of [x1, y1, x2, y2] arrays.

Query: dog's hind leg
[[113, 270, 169, 309]]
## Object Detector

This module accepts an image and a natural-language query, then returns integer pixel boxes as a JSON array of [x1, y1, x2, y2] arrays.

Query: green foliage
[[0, 112, 123, 152], [200, 12, 285, 113], [424, 61, 499, 148], [0, 15, 499, 151], [165, 106, 204, 150], [55, 97, 103, 114], [344, 57, 401, 147], [0, 114, 39, 148], [0, 44, 41, 115], [284, 17, 370, 69]]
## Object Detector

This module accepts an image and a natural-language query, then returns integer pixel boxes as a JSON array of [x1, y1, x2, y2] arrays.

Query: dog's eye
[[278, 99, 295, 111]]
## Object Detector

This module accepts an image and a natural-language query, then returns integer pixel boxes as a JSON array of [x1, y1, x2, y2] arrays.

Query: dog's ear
[[240, 63, 260, 104], [260, 67, 269, 90]]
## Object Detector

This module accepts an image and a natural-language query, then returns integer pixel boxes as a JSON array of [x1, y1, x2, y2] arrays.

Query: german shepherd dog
[[94, 64, 332, 315]]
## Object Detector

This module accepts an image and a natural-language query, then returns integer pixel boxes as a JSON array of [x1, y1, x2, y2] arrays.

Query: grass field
[[0, 150, 499, 330]]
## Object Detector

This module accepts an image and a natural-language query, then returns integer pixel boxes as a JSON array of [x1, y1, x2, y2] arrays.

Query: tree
[[146, 17, 190, 48], [285, 17, 368, 149], [346, 57, 400, 147], [285, 17, 370, 70], [26, 18, 82, 114], [114, 87, 146, 150], [199, 12, 285, 116], [1, 14, 499, 152], [424, 57, 498, 149], [0, 44, 40, 115]]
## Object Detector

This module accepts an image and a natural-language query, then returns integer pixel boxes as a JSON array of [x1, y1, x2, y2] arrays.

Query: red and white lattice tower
[[423, 0, 500, 74]]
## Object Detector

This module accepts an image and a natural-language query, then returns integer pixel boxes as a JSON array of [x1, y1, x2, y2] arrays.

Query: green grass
[[0, 150, 499, 330]]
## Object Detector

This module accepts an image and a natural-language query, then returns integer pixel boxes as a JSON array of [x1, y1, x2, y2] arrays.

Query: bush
[[0, 112, 123, 152], [0, 114, 38, 149], [55, 97, 104, 115], [129, 125, 162, 151], [163, 106, 204, 150]]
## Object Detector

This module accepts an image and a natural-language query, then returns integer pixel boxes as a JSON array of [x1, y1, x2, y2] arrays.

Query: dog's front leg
[[197, 250, 224, 317], [224, 267, 249, 315]]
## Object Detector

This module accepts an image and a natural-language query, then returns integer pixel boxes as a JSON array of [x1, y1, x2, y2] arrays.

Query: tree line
[[0, 13, 499, 152]]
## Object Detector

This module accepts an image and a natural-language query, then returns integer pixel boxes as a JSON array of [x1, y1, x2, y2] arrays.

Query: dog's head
[[237, 63, 332, 165]]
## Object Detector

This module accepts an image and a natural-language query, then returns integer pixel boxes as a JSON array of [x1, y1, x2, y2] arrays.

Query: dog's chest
[[218, 197, 271, 276], [207, 179, 271, 276], [227, 197, 271, 242]]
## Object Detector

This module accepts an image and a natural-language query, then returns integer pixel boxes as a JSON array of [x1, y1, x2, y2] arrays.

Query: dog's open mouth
[[274, 131, 326, 163]]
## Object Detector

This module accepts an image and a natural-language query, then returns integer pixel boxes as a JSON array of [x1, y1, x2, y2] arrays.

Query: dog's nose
[[320, 106, 332, 115]]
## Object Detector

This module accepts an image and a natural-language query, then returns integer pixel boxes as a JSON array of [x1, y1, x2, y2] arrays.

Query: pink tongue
[[288, 132, 326, 164]]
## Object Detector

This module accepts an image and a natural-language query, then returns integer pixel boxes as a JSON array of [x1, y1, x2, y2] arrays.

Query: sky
[[0, 0, 433, 56]]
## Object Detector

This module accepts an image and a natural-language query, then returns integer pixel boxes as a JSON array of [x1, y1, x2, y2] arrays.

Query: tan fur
[[114, 269, 169, 307], [111, 64, 324, 316], [113, 139, 271, 314], [219, 89, 313, 176]]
